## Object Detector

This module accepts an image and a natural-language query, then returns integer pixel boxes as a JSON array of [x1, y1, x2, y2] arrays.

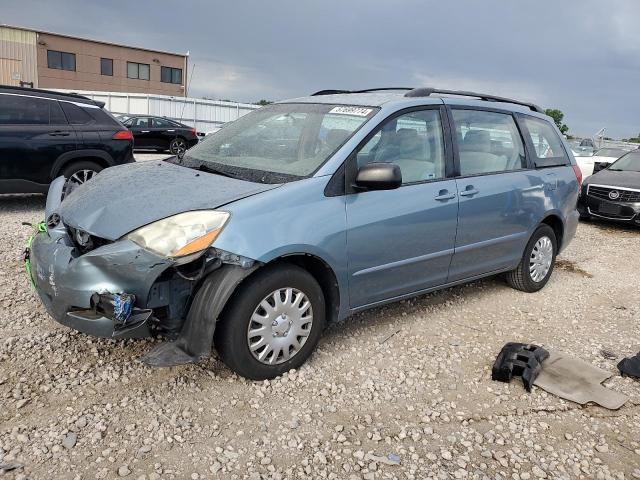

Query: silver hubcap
[[247, 288, 313, 365], [529, 236, 553, 282], [68, 169, 97, 186]]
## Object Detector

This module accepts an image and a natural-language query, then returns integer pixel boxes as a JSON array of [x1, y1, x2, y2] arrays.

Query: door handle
[[141, 130, 150, 133], [49, 131, 70, 136], [460, 187, 479, 197], [434, 190, 456, 201], [167, 129, 175, 132]]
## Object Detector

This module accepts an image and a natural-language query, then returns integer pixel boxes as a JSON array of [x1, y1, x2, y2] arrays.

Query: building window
[[47, 50, 76, 71], [161, 66, 183, 84], [127, 62, 150, 80], [100, 58, 113, 76]]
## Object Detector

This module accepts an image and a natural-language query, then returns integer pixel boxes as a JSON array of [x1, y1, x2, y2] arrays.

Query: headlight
[[126, 210, 229, 258]]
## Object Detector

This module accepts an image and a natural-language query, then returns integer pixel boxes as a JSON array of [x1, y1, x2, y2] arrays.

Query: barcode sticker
[[329, 106, 373, 116]]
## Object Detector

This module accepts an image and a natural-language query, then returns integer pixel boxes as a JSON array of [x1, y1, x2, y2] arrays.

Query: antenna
[[175, 63, 196, 161], [179, 62, 196, 124]]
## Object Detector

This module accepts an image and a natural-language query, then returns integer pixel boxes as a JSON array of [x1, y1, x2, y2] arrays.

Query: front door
[[447, 108, 534, 281], [346, 106, 459, 308]]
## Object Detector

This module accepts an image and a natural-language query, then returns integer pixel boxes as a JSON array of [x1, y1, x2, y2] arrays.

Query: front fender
[[213, 176, 349, 318]]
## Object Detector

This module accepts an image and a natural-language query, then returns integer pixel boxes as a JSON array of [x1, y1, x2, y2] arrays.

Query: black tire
[[505, 225, 557, 293], [214, 264, 326, 380], [169, 137, 187, 156], [61, 160, 103, 187]]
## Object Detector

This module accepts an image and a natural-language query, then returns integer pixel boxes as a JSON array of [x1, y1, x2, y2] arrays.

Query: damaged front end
[[29, 176, 260, 366]]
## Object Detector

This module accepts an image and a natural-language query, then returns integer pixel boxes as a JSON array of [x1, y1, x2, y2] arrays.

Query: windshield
[[595, 148, 626, 158], [174, 103, 378, 183], [609, 150, 640, 172]]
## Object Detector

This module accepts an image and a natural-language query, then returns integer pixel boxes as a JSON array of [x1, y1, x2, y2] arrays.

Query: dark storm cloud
[[3, 0, 639, 137]]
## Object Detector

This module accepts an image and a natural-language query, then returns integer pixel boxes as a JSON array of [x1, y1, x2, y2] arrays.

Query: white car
[[576, 147, 628, 178]]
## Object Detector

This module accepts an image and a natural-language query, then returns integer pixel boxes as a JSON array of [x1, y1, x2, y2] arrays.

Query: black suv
[[0, 86, 134, 194], [119, 115, 198, 156]]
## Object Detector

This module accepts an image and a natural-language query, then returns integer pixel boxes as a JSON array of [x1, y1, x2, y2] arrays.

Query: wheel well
[[541, 215, 564, 249], [54, 156, 110, 178], [268, 254, 340, 324]]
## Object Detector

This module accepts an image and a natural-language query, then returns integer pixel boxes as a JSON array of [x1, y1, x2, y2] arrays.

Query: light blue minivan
[[29, 88, 581, 379]]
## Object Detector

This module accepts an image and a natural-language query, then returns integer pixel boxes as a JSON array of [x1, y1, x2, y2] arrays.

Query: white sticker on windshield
[[329, 106, 373, 117]]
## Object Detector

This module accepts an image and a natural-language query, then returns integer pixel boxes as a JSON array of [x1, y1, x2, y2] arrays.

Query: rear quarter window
[[60, 102, 95, 125], [87, 108, 121, 126], [520, 116, 570, 168]]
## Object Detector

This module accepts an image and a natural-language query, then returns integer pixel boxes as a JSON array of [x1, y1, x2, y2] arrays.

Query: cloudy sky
[[4, 0, 640, 138]]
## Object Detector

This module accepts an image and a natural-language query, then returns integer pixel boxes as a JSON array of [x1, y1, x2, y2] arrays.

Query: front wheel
[[214, 264, 326, 380], [505, 225, 557, 293]]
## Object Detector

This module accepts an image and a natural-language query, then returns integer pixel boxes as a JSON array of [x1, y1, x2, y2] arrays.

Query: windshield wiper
[[607, 168, 623, 171], [197, 164, 244, 180]]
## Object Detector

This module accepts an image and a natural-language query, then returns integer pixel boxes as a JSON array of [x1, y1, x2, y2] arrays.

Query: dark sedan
[[121, 115, 198, 156], [578, 149, 640, 225]]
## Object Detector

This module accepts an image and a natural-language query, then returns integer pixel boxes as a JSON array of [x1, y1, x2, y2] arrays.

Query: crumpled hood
[[58, 161, 280, 240], [586, 169, 640, 190]]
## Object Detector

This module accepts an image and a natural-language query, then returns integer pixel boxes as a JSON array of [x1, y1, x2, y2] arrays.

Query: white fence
[[52, 89, 260, 133]]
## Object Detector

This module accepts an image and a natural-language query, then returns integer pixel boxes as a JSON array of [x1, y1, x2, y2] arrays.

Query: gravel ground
[[1, 195, 639, 480]]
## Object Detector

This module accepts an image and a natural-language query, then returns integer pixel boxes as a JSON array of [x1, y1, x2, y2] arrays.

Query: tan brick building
[[0, 25, 188, 96]]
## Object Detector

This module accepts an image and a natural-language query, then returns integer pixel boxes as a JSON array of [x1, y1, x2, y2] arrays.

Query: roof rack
[[0, 84, 104, 107], [311, 87, 413, 96], [404, 87, 544, 113]]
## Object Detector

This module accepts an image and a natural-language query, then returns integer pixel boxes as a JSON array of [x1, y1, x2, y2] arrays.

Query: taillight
[[572, 165, 583, 191], [112, 130, 133, 140], [191, 128, 197, 136]]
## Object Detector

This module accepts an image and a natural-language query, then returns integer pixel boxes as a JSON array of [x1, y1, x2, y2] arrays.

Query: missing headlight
[[67, 226, 112, 254]]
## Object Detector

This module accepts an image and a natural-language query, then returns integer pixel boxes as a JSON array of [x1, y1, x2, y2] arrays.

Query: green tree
[[255, 99, 273, 106], [544, 108, 569, 135]]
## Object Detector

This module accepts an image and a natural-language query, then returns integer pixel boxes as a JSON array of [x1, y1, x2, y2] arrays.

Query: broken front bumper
[[29, 224, 173, 338]]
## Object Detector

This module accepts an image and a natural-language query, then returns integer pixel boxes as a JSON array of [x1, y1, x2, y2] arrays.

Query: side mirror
[[354, 162, 402, 191]]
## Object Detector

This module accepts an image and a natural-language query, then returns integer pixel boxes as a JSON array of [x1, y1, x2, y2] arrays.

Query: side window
[[60, 102, 94, 125], [356, 109, 446, 183], [50, 101, 68, 125], [452, 110, 525, 176], [0, 95, 63, 125], [153, 118, 173, 128], [521, 116, 569, 166], [133, 117, 151, 128]]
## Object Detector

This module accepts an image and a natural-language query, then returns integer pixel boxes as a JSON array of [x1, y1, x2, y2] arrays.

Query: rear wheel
[[169, 137, 187, 157], [214, 264, 325, 380], [61, 160, 103, 188], [505, 225, 557, 293]]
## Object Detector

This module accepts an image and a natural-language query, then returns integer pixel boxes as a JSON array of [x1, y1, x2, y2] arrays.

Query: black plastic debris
[[491, 342, 549, 392], [617, 352, 640, 379]]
